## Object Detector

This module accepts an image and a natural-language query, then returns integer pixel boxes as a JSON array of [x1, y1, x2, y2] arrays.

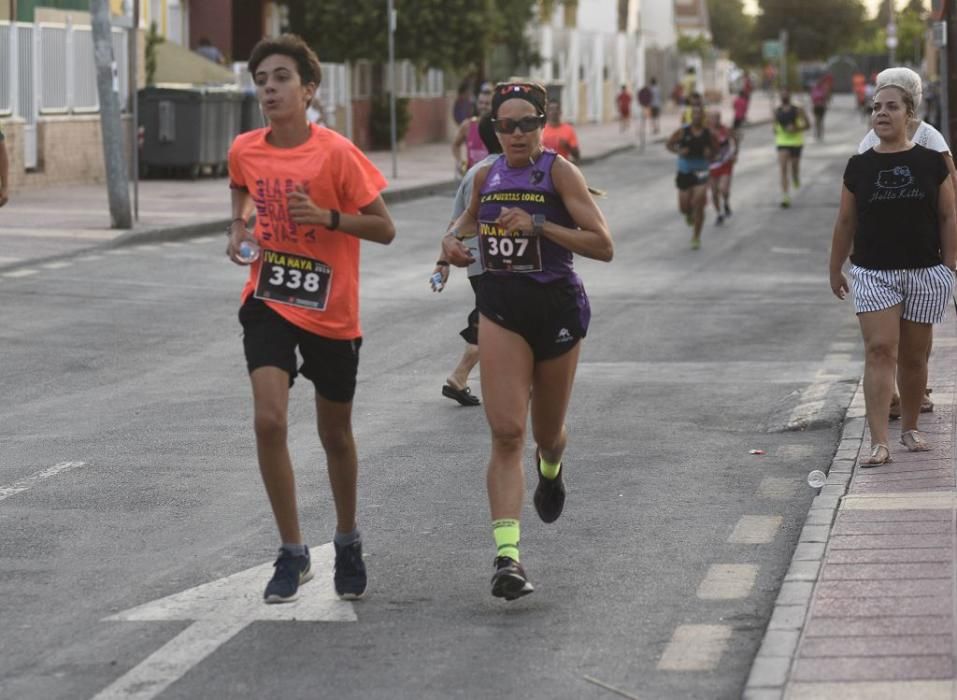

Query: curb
[[742, 380, 866, 700]]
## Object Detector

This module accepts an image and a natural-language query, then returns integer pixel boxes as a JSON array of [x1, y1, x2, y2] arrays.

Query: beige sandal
[[860, 443, 892, 467], [900, 430, 932, 452]]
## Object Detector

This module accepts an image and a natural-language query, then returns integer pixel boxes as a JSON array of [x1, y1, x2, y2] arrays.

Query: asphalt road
[[0, 100, 868, 700]]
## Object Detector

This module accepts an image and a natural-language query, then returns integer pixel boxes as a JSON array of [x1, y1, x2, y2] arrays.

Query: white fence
[[1, 21, 129, 168]]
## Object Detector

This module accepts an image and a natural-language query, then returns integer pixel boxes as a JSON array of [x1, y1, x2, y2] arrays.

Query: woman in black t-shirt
[[829, 84, 957, 466]]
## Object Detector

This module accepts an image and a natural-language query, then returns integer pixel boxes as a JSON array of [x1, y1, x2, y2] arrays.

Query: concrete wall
[[1, 115, 132, 191]]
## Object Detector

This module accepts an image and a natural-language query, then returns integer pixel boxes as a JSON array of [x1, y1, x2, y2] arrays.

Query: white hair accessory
[[875, 67, 922, 110]]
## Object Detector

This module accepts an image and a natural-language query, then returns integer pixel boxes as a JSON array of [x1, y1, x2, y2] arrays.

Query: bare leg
[[448, 342, 479, 390], [250, 367, 301, 544], [530, 344, 582, 465], [315, 395, 359, 534], [692, 184, 708, 241], [479, 315, 534, 520], [778, 150, 790, 197], [897, 319, 933, 434], [859, 306, 902, 451]]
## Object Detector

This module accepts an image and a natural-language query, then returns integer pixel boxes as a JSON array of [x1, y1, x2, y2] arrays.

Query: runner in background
[[637, 83, 653, 145], [542, 100, 581, 164], [708, 110, 738, 225], [810, 78, 829, 141], [649, 77, 662, 134], [430, 114, 503, 407], [774, 90, 809, 208], [732, 90, 749, 134], [452, 84, 493, 176], [667, 103, 719, 249]]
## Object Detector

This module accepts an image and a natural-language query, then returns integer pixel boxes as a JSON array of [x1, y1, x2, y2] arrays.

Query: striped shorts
[[849, 264, 955, 324]]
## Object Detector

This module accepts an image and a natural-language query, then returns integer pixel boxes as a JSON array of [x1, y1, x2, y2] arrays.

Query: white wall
[[575, 0, 618, 33], [641, 0, 676, 50]]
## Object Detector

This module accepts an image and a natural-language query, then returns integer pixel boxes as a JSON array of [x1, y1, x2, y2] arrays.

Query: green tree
[[855, 2, 929, 63], [755, 0, 868, 60], [705, 0, 756, 65]]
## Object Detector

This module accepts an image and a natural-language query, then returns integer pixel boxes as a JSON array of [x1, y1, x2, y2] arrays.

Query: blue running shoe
[[334, 540, 367, 599], [264, 547, 313, 604]]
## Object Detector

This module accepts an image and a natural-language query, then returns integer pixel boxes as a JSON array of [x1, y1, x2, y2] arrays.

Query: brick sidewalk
[[746, 305, 957, 699]]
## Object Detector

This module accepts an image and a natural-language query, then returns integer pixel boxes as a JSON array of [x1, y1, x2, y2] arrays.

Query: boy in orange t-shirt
[[226, 35, 395, 604], [541, 100, 580, 163]]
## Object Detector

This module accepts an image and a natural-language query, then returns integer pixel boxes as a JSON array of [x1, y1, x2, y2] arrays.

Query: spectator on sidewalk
[[452, 84, 493, 176], [0, 126, 8, 207], [680, 66, 697, 104], [649, 78, 662, 134], [616, 84, 632, 133], [195, 36, 225, 65], [732, 90, 749, 132], [541, 100, 580, 164], [829, 82, 957, 466]]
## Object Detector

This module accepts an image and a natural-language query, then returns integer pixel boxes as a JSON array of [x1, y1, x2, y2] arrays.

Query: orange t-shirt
[[228, 123, 387, 339], [541, 122, 579, 160]]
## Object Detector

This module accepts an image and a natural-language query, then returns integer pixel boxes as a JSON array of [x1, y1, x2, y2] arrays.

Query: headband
[[491, 83, 546, 118]]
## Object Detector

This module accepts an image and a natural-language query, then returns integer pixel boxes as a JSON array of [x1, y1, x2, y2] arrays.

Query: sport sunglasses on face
[[492, 116, 545, 134]]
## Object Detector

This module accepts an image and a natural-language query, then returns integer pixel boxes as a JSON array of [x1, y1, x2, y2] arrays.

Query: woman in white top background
[[858, 67, 957, 419]]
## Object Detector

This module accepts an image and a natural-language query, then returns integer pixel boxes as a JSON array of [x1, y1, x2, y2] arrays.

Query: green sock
[[492, 519, 520, 561], [539, 455, 562, 480]]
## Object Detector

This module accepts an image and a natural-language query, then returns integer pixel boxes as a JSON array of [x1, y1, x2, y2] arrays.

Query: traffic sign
[[763, 40, 782, 60]]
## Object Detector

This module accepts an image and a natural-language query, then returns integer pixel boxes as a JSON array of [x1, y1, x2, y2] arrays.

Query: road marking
[[728, 515, 782, 544], [757, 477, 800, 499], [0, 255, 23, 264], [696, 564, 758, 599], [106, 249, 133, 255], [2, 268, 38, 278], [76, 254, 104, 261], [0, 461, 87, 502], [134, 244, 161, 252], [93, 543, 355, 700], [193, 236, 217, 244], [582, 675, 642, 699], [657, 624, 732, 671], [41, 261, 71, 270], [785, 369, 840, 430]]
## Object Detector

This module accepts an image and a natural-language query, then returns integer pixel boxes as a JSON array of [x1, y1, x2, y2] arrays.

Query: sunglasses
[[492, 116, 545, 134]]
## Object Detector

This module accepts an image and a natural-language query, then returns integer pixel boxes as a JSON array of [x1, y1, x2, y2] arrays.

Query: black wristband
[[328, 209, 340, 230], [436, 260, 450, 266]]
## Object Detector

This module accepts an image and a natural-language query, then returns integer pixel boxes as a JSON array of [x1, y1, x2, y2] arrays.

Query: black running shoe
[[334, 540, 367, 600], [264, 547, 313, 604], [491, 556, 534, 600], [533, 452, 566, 523], [724, 204, 732, 218]]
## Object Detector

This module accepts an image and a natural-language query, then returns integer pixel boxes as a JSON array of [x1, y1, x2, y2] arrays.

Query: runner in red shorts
[[707, 110, 738, 225]]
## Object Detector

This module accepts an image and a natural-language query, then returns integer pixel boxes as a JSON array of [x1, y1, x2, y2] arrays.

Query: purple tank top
[[466, 121, 488, 169], [477, 151, 579, 284]]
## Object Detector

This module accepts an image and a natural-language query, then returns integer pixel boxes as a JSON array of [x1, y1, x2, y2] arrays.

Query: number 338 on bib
[[254, 249, 333, 310]]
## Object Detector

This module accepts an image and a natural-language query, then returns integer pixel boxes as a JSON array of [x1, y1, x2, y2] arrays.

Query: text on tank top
[[477, 151, 578, 284]]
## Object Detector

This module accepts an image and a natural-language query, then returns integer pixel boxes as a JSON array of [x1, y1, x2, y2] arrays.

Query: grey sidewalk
[[746, 305, 957, 699], [0, 94, 756, 271]]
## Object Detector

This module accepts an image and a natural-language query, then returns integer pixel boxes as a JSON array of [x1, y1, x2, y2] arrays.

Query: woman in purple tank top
[[441, 81, 613, 600]]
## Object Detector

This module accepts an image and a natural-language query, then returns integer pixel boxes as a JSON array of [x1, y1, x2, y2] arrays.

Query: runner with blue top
[[441, 80, 614, 600], [666, 103, 718, 249]]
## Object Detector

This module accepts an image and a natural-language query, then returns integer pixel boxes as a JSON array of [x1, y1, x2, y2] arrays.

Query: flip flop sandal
[[900, 430, 932, 452], [860, 443, 892, 468], [442, 384, 481, 407]]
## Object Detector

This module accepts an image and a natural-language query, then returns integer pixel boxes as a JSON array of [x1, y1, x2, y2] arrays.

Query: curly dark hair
[[247, 34, 322, 87]]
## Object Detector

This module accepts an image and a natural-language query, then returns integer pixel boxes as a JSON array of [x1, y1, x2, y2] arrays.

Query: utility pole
[[387, 0, 397, 179], [129, 0, 139, 221], [779, 29, 788, 91], [91, 0, 132, 229]]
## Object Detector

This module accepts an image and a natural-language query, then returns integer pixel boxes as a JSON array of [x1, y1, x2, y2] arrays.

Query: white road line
[[193, 236, 217, 244], [785, 369, 837, 430], [105, 249, 133, 256], [727, 515, 782, 544], [93, 543, 355, 700], [0, 461, 87, 502], [657, 624, 732, 671], [41, 261, 71, 270], [76, 254, 104, 261], [2, 268, 38, 278], [134, 244, 161, 252], [696, 564, 758, 600]]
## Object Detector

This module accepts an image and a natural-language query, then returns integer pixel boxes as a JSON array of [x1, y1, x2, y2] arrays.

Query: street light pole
[[387, 0, 397, 180], [887, 0, 898, 66]]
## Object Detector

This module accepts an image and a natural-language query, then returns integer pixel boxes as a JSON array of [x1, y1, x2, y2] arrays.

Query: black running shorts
[[238, 297, 362, 402], [777, 145, 803, 157], [476, 275, 590, 362], [676, 171, 709, 190]]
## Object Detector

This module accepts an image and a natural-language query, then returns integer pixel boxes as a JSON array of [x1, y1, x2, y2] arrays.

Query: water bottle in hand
[[430, 271, 445, 292], [238, 239, 260, 264]]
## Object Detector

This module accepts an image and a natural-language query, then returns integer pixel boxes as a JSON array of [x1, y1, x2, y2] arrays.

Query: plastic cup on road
[[807, 470, 826, 488]]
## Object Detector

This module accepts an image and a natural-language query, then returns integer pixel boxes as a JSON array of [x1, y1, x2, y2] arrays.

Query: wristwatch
[[532, 213, 546, 235]]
